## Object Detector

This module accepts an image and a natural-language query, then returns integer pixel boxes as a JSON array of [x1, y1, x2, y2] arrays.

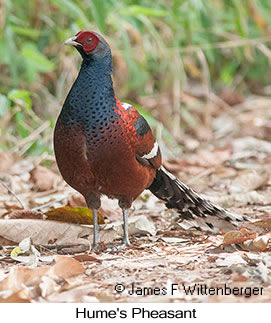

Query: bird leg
[[122, 208, 131, 247], [106, 209, 130, 253], [85, 194, 101, 251], [92, 209, 100, 250]]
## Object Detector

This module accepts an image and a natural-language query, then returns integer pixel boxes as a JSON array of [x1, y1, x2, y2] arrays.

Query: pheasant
[[54, 31, 247, 250]]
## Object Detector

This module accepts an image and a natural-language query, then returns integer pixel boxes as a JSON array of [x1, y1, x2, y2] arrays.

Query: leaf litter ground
[[1, 95, 271, 302]]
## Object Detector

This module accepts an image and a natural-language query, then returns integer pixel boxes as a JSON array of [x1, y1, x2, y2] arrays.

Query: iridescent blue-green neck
[[59, 53, 118, 131]]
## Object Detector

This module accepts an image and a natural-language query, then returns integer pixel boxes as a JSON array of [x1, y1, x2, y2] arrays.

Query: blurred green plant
[[0, 0, 271, 154]]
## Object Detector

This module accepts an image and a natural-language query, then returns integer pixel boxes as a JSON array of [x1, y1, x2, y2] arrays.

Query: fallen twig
[[0, 180, 25, 209]]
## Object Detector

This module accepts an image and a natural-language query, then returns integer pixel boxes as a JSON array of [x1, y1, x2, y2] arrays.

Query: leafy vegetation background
[[0, 0, 271, 155]]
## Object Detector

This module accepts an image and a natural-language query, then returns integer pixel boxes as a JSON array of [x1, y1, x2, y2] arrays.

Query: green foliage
[[8, 89, 32, 110], [0, 95, 10, 117], [0, 0, 271, 154]]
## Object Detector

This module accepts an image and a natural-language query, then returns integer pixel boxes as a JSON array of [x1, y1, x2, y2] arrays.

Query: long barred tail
[[148, 166, 249, 233]]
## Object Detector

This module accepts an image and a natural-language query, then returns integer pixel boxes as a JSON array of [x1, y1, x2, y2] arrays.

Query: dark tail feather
[[148, 166, 249, 233]]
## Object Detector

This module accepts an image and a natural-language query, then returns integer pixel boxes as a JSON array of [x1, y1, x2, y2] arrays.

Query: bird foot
[[105, 241, 131, 254], [88, 240, 131, 254], [88, 242, 106, 254]]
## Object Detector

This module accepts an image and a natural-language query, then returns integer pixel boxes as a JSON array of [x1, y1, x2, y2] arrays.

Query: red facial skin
[[75, 31, 100, 52]]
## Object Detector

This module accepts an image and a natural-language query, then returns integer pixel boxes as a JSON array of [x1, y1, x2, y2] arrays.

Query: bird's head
[[64, 31, 110, 60]]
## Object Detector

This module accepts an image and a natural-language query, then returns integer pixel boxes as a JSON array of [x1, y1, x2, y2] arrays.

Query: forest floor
[[1, 94, 271, 302]]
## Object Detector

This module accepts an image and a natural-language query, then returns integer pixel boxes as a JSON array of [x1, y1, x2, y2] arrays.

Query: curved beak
[[64, 36, 81, 47]]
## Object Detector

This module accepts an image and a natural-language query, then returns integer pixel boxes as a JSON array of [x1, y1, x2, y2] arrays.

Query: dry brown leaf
[[164, 147, 231, 173], [0, 236, 14, 245], [249, 218, 271, 232], [39, 276, 59, 298], [0, 290, 31, 303], [222, 227, 270, 252], [0, 219, 91, 245], [67, 194, 87, 207], [51, 255, 85, 279], [0, 215, 155, 246], [5, 210, 45, 220], [0, 266, 49, 294], [96, 216, 156, 245], [125, 215, 156, 236], [28, 192, 68, 210], [0, 151, 14, 173], [0, 255, 84, 301], [163, 159, 188, 173], [98, 196, 122, 221], [222, 229, 257, 246], [2, 202, 24, 211], [232, 274, 248, 282], [45, 206, 104, 225], [214, 167, 237, 179], [30, 165, 61, 191], [73, 254, 101, 263], [208, 190, 268, 207], [241, 234, 270, 252], [161, 237, 187, 243], [229, 169, 269, 193], [191, 148, 232, 167], [46, 283, 99, 302]]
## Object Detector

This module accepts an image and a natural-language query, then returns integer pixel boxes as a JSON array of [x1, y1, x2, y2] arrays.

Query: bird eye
[[86, 37, 92, 43]]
